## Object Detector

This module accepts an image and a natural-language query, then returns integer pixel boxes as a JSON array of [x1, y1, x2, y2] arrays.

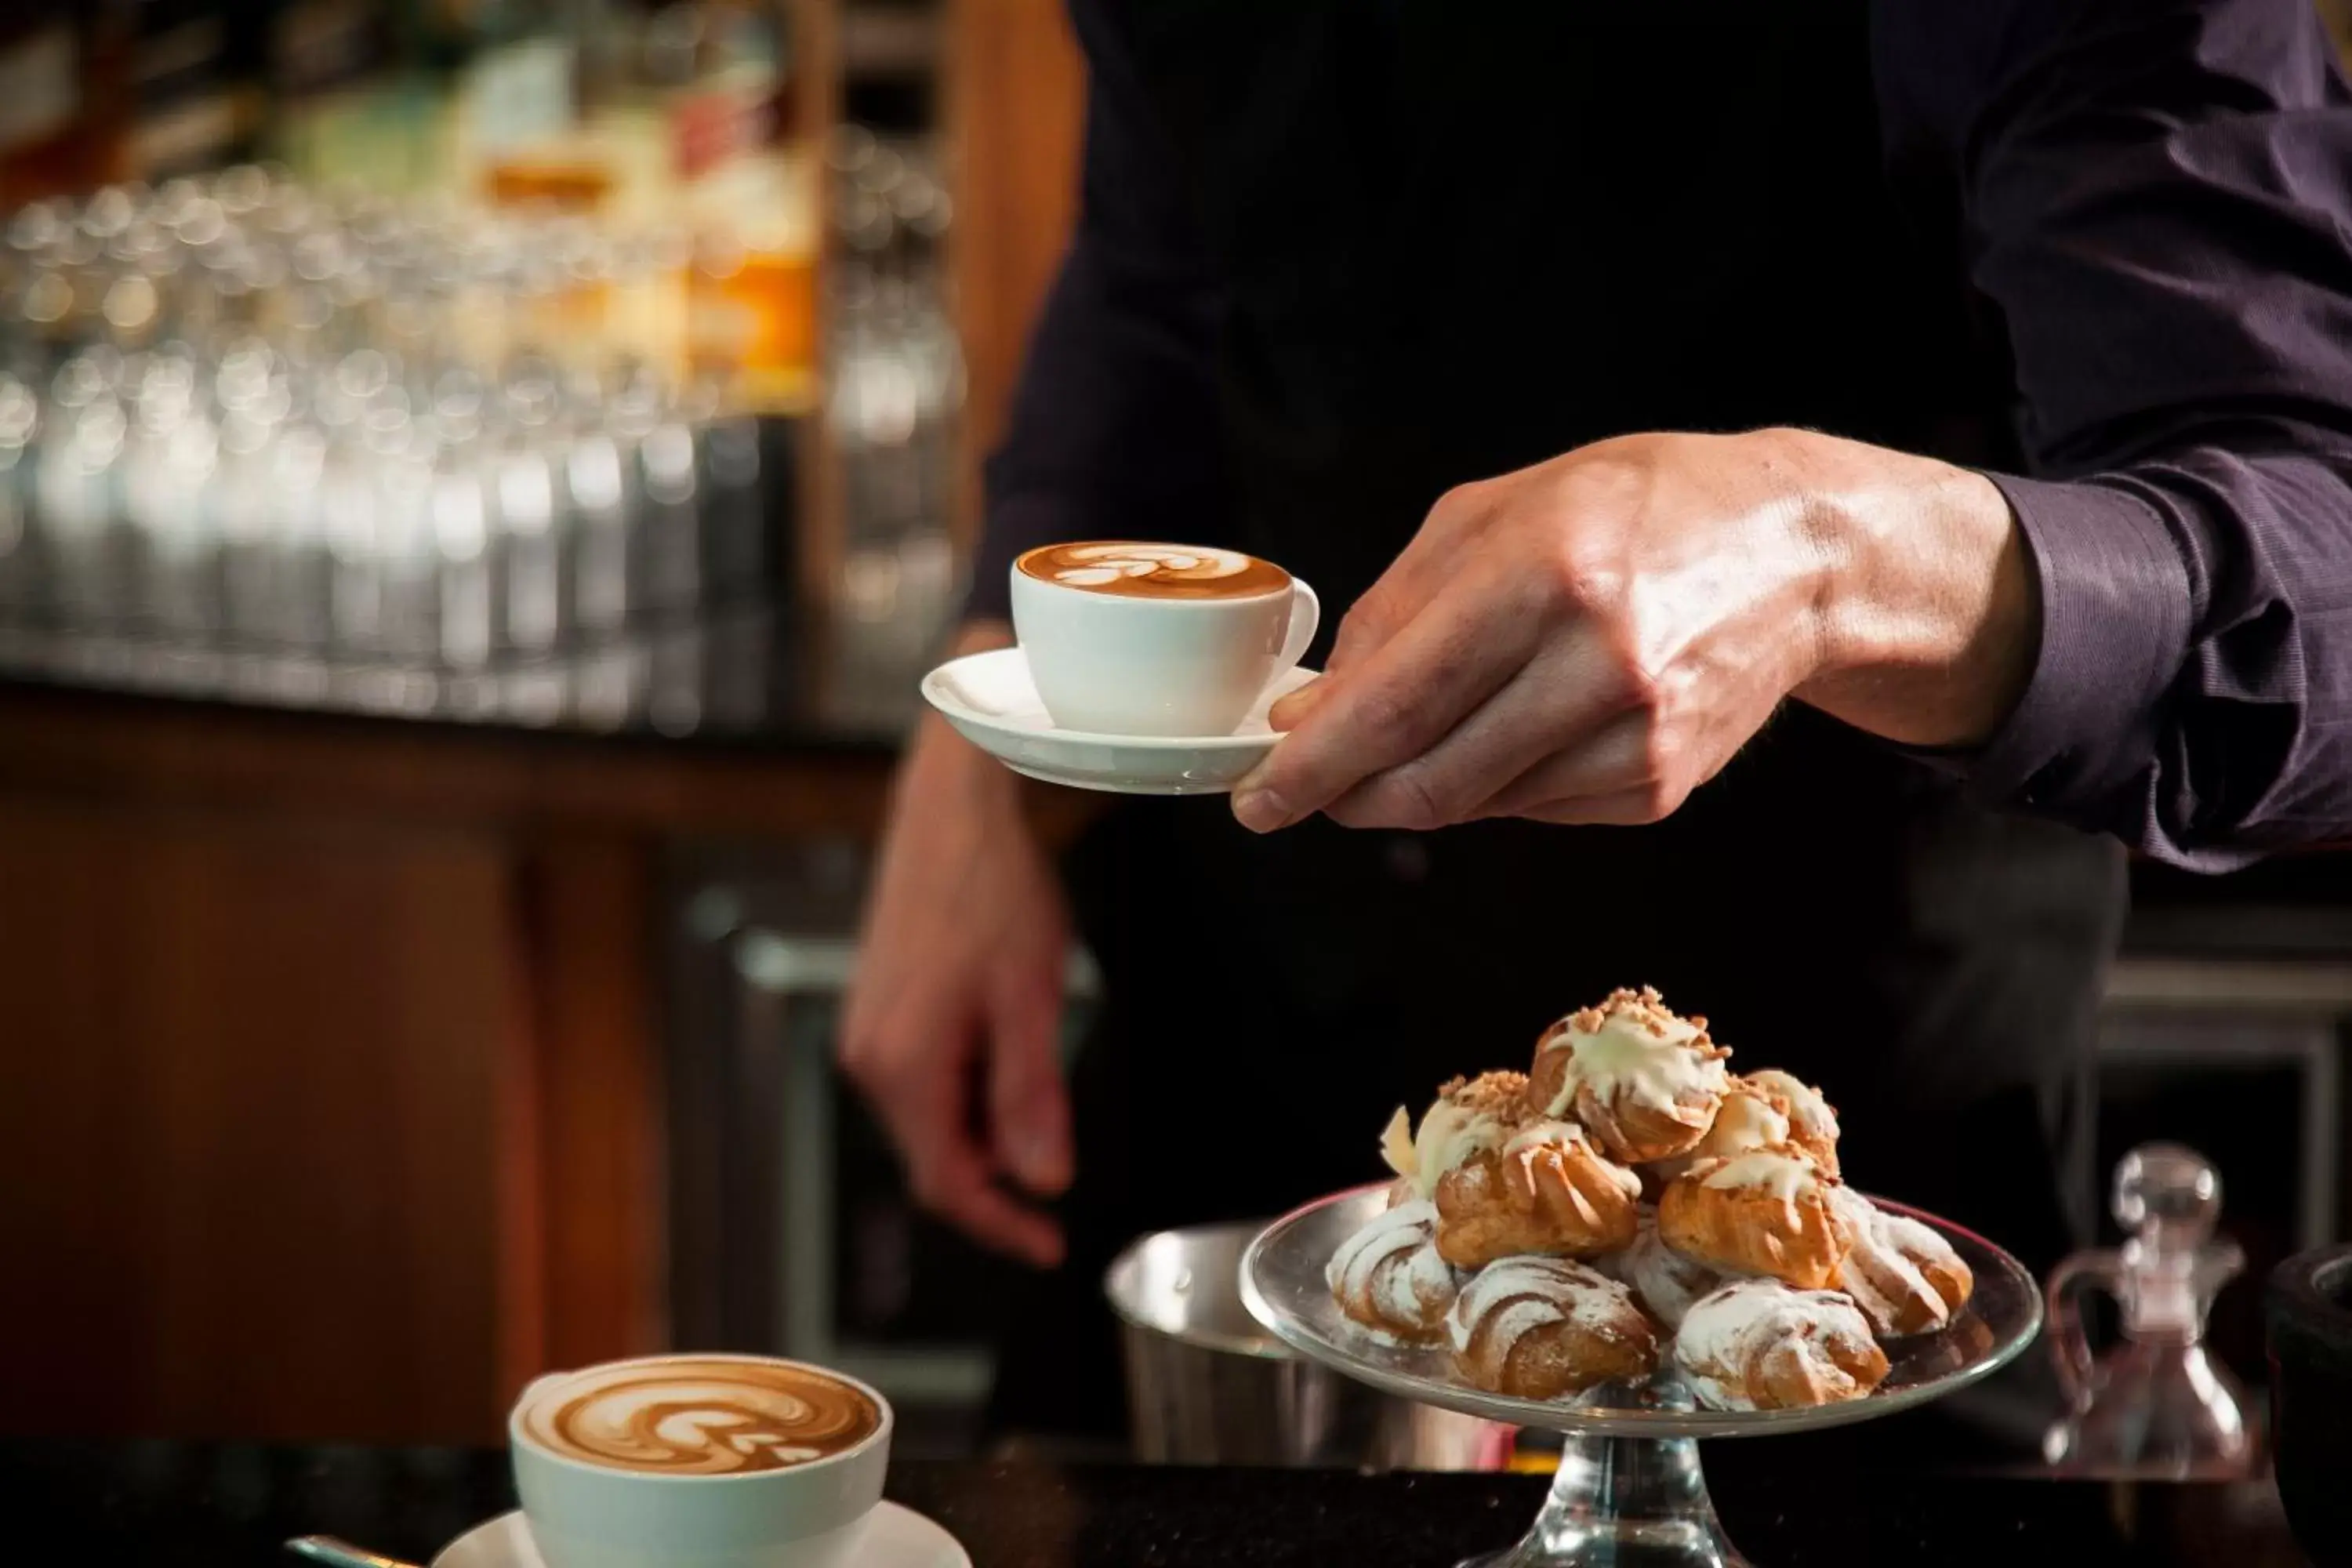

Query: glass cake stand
[[1240, 1185, 2042, 1567]]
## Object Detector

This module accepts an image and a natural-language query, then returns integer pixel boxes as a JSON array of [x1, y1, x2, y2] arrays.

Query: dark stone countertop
[[0, 1439, 2309, 1567]]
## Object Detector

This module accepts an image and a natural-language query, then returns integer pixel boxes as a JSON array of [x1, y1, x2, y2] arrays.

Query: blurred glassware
[[826, 129, 961, 667], [2042, 1142, 2259, 1479], [0, 145, 955, 738]]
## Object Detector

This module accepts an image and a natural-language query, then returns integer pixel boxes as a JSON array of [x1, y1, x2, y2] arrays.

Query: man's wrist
[[1766, 427, 2038, 749]]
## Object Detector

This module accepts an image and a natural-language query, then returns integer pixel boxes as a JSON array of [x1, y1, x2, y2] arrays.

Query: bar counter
[[0, 1439, 2310, 1567]]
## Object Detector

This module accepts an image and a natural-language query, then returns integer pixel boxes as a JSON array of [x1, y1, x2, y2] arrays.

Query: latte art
[[1040, 544, 1246, 588], [1017, 541, 1291, 600], [518, 1357, 880, 1475]]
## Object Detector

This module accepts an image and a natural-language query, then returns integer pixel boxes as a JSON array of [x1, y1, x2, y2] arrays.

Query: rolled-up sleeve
[[963, 1, 1227, 623], [1881, 0, 2352, 868]]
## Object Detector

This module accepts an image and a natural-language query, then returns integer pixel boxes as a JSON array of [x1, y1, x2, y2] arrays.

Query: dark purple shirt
[[973, 1, 2352, 872]]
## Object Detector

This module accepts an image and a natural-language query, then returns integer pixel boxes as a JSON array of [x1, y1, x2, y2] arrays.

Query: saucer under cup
[[509, 1360, 892, 1568], [920, 648, 1318, 794], [434, 1506, 967, 1568], [1009, 563, 1319, 737]]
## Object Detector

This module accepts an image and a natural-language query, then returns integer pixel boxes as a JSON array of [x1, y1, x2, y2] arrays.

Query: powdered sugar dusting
[[1327, 1199, 1457, 1327], [1447, 1256, 1642, 1357], [1831, 1186, 1961, 1335], [1623, 1210, 1719, 1330], [1878, 1210, 1958, 1265], [1674, 1277, 1877, 1411]]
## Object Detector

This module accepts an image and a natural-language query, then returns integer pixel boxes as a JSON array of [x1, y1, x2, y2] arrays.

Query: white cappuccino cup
[[1010, 541, 1319, 737], [509, 1353, 892, 1568]]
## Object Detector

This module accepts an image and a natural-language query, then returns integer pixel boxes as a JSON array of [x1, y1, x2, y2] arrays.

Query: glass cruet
[[2041, 1142, 2256, 1478]]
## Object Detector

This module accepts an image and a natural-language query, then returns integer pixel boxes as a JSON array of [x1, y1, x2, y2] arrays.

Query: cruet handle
[[2045, 1248, 2122, 1407]]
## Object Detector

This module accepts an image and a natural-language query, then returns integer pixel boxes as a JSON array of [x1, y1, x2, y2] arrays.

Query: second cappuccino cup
[[510, 1353, 891, 1568], [1011, 541, 1319, 737]]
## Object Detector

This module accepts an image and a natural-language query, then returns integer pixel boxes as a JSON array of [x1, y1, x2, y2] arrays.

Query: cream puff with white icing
[[1374, 1072, 1639, 1268], [1432, 1117, 1644, 1269], [1449, 1255, 1661, 1400], [1649, 1069, 1840, 1185], [1739, 1069, 1840, 1174], [1376, 1071, 1524, 1202], [1326, 1198, 1461, 1344], [1829, 1186, 1973, 1338], [1656, 1145, 1855, 1290], [1527, 987, 1730, 1163], [1674, 1277, 1888, 1411]]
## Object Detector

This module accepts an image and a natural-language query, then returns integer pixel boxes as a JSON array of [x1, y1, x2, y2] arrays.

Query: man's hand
[[1230, 428, 2034, 833], [842, 623, 1074, 1267]]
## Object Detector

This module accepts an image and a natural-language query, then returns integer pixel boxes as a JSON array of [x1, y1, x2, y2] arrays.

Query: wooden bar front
[[0, 688, 893, 1443]]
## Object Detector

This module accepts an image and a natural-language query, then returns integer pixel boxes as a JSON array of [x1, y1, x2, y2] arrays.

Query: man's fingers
[[1266, 673, 1330, 733], [1233, 566, 1545, 832], [985, 964, 1074, 1197], [1321, 648, 1634, 830], [1453, 710, 1659, 821], [1324, 601, 1396, 677], [844, 1011, 1061, 1265], [909, 1143, 1066, 1268], [1503, 787, 1681, 827]]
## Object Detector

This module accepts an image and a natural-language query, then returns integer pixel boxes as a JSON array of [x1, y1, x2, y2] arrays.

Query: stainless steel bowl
[[1105, 1220, 1497, 1469]]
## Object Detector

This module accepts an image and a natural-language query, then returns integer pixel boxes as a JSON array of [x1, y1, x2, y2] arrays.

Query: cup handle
[[1278, 579, 1320, 672]]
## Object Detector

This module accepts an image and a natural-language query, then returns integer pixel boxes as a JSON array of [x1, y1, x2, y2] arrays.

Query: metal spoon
[[285, 1536, 422, 1568]]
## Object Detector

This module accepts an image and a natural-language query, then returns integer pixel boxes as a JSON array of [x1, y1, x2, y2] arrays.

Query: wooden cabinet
[[0, 797, 509, 1439], [0, 688, 891, 1443]]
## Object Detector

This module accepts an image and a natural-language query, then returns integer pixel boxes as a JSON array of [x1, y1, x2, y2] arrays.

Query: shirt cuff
[[1960, 471, 2194, 811]]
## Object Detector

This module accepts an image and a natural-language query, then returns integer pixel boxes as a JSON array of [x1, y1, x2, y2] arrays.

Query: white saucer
[[920, 646, 1316, 795], [434, 1504, 969, 1568]]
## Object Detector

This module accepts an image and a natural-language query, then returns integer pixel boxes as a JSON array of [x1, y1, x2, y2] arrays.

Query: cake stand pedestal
[[1240, 1185, 2042, 1568]]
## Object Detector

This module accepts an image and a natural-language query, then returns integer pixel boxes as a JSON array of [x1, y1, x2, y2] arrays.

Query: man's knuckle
[[1592, 641, 1659, 714], [1433, 479, 1488, 520], [1541, 546, 1611, 618]]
